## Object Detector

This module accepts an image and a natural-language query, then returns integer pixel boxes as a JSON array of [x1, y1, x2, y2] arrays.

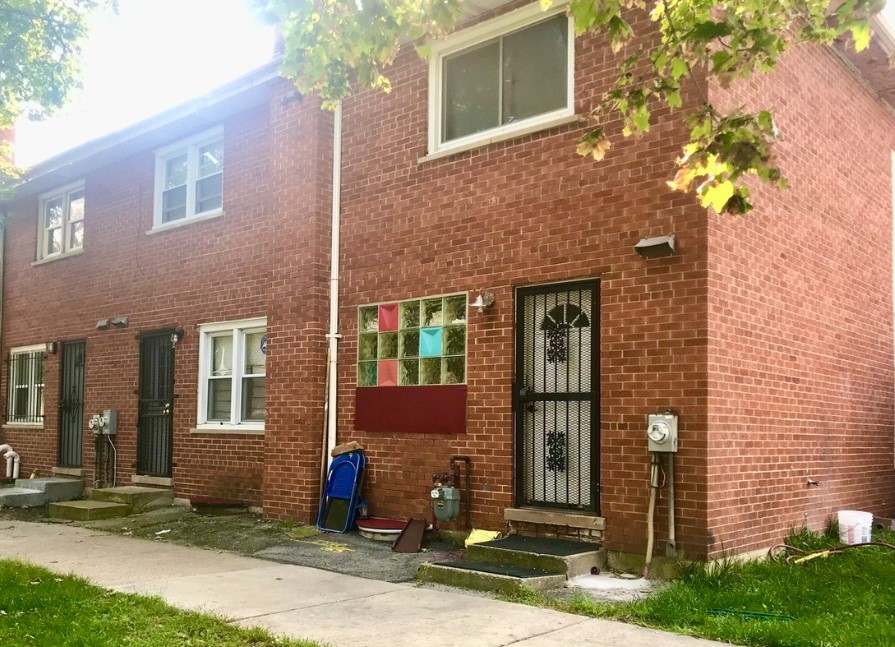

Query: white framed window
[[427, 3, 574, 156], [153, 127, 223, 229], [6, 344, 45, 425], [197, 318, 266, 430], [38, 181, 85, 260]]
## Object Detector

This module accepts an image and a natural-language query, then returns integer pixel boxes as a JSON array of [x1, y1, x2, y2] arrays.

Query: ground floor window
[[6, 344, 45, 424], [197, 318, 266, 429]]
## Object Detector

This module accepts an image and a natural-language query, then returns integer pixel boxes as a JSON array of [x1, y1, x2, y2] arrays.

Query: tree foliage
[[0, 0, 113, 190], [254, 0, 884, 214]]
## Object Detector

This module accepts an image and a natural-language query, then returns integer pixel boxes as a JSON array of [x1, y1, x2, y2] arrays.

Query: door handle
[[163, 403, 171, 416], [526, 403, 538, 413]]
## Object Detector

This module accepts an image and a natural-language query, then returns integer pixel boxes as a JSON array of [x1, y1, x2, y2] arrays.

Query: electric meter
[[647, 412, 678, 453]]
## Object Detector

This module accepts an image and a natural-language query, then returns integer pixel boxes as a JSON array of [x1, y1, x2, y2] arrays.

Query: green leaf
[[690, 21, 732, 39], [702, 180, 735, 213], [632, 106, 651, 133], [666, 90, 682, 108], [671, 57, 689, 80]]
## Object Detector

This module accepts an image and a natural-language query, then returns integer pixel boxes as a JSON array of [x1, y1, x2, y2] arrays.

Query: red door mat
[[356, 517, 407, 534]]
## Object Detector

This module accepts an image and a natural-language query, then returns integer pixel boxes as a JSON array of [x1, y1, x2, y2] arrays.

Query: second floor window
[[154, 127, 223, 228], [39, 182, 84, 259]]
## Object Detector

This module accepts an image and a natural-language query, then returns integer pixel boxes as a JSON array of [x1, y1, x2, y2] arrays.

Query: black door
[[137, 331, 174, 477], [58, 341, 85, 467], [515, 280, 600, 513]]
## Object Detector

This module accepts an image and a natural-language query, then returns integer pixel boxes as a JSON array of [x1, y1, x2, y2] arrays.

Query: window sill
[[419, 113, 582, 164], [31, 248, 83, 267], [2, 423, 43, 430], [147, 209, 224, 235], [190, 425, 264, 436]]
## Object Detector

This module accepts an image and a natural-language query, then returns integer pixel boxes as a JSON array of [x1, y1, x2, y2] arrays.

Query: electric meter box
[[647, 412, 678, 453], [102, 409, 118, 435]]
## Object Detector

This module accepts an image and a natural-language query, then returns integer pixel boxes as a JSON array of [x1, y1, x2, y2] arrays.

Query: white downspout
[[0, 444, 19, 479], [326, 101, 343, 468]]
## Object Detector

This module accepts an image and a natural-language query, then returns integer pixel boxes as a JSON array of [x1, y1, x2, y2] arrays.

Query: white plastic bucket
[[837, 510, 873, 545]]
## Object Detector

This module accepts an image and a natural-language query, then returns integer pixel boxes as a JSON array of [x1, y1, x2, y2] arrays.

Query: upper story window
[[428, 4, 574, 155], [38, 182, 84, 260], [153, 127, 223, 229], [358, 294, 467, 387], [197, 318, 266, 430], [6, 344, 45, 425]]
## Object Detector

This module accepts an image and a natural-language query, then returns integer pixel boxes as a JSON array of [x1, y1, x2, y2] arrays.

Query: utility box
[[102, 409, 118, 435], [647, 412, 678, 452], [431, 486, 460, 522]]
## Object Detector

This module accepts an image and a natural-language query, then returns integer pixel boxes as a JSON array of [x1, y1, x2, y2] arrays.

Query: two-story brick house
[[2, 1, 894, 561]]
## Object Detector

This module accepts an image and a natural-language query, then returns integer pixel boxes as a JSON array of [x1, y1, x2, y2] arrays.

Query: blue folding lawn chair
[[316, 451, 366, 533]]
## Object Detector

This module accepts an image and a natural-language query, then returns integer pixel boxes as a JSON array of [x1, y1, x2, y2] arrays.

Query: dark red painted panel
[[355, 385, 467, 434]]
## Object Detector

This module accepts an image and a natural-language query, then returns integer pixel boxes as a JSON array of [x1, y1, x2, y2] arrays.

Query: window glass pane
[[68, 189, 85, 222], [444, 356, 465, 384], [163, 185, 187, 223], [69, 221, 84, 250], [45, 197, 64, 228], [399, 330, 419, 358], [502, 16, 568, 124], [400, 301, 420, 329], [420, 357, 442, 385], [47, 228, 62, 256], [443, 41, 500, 141], [359, 333, 378, 361], [212, 335, 233, 376], [165, 153, 188, 188], [444, 325, 466, 355], [444, 295, 466, 324], [198, 141, 224, 178], [400, 359, 419, 385], [241, 376, 265, 421], [195, 173, 222, 213], [244, 332, 266, 375], [358, 361, 377, 387], [207, 378, 232, 420], [379, 332, 398, 359]]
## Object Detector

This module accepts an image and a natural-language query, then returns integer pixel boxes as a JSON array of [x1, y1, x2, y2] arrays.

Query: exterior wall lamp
[[635, 234, 676, 259], [470, 291, 495, 312]]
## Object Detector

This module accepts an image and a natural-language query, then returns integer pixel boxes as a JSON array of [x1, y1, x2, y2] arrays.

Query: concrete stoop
[[0, 477, 84, 508], [48, 485, 173, 521], [417, 534, 605, 594]]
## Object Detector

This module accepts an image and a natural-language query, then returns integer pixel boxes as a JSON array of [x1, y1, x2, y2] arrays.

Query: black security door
[[58, 341, 85, 467], [137, 331, 174, 477], [515, 280, 600, 513]]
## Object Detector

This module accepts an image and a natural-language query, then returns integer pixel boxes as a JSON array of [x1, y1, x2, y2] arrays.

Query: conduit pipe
[[325, 101, 343, 469], [643, 452, 660, 579], [666, 453, 676, 558], [0, 444, 20, 479]]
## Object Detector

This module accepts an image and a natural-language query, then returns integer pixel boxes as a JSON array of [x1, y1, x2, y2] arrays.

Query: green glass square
[[443, 356, 465, 384], [443, 325, 465, 355], [359, 333, 378, 361], [400, 330, 420, 358], [420, 357, 441, 385], [400, 359, 419, 385], [358, 361, 377, 387], [359, 306, 378, 332], [379, 332, 398, 359], [400, 301, 420, 329], [444, 295, 467, 325], [422, 298, 443, 327]]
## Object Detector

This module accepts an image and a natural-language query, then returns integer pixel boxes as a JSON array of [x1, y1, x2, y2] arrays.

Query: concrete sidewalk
[[1, 521, 729, 647]]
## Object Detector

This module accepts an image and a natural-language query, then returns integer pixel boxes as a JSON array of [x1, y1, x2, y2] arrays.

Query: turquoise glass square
[[420, 327, 442, 357]]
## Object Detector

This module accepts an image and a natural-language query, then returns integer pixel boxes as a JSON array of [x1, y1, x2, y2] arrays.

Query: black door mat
[[433, 559, 551, 579], [478, 534, 600, 556]]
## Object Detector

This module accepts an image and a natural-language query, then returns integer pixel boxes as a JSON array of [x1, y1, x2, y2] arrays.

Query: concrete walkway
[[0, 521, 729, 647]]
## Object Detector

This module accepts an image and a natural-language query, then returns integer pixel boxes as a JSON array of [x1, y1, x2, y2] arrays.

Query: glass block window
[[358, 294, 466, 387]]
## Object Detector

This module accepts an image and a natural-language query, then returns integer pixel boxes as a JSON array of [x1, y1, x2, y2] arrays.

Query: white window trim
[[427, 1, 575, 157], [196, 317, 266, 431], [7, 343, 45, 425], [152, 126, 224, 231], [37, 180, 85, 261]]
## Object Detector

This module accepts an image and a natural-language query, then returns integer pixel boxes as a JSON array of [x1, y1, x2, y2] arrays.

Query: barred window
[[7, 345, 45, 424]]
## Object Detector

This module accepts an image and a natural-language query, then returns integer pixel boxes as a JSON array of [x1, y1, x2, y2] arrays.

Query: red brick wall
[[705, 44, 895, 556], [334, 9, 712, 557], [0, 92, 330, 507]]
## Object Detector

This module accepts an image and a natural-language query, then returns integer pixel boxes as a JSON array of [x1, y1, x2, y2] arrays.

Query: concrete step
[[91, 486, 173, 511], [417, 560, 566, 595], [48, 500, 130, 521], [15, 477, 83, 503], [466, 535, 605, 578], [0, 487, 46, 508]]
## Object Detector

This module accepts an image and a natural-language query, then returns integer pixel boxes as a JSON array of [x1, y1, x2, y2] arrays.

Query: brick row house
[[2, 0, 894, 561]]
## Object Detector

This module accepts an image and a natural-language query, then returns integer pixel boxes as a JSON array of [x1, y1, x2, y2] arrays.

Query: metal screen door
[[137, 331, 174, 477], [515, 280, 600, 513], [58, 341, 85, 467]]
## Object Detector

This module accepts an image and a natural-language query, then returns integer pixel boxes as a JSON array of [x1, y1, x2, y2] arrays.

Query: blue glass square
[[419, 327, 442, 357]]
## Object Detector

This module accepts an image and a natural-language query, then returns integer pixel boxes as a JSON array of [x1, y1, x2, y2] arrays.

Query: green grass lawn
[[508, 527, 895, 647], [0, 560, 322, 647]]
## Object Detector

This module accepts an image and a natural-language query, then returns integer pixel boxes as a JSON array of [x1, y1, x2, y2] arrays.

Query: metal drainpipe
[[326, 102, 343, 468]]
